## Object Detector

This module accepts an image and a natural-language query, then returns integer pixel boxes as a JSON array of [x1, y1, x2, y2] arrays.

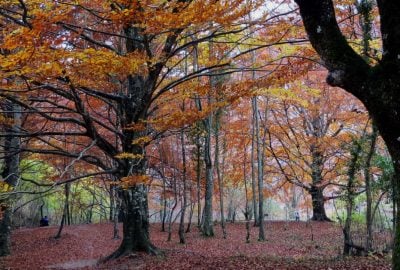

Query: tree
[[0, 0, 258, 258], [267, 84, 367, 221], [293, 0, 400, 268]]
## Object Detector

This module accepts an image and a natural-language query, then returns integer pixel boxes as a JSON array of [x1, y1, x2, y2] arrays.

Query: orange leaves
[[108, 0, 255, 33], [115, 152, 144, 160], [153, 107, 209, 132], [131, 136, 152, 146], [120, 174, 150, 189], [0, 114, 15, 127], [124, 122, 147, 132]]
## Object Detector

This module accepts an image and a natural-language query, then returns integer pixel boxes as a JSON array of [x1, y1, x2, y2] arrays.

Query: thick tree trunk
[[108, 185, 160, 259], [0, 208, 12, 256], [309, 186, 330, 221], [0, 101, 21, 256], [310, 145, 330, 221], [388, 146, 400, 269]]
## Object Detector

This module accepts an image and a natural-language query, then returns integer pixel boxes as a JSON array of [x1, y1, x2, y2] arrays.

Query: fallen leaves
[[0, 221, 391, 269]]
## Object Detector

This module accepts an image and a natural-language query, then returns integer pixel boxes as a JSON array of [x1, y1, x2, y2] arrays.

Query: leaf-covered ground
[[1, 221, 391, 269]]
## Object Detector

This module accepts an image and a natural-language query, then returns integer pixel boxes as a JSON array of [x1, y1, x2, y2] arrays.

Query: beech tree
[[0, 0, 260, 258], [267, 84, 367, 221], [293, 0, 400, 268]]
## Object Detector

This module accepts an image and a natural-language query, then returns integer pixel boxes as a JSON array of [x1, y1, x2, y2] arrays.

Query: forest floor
[[0, 221, 391, 269]]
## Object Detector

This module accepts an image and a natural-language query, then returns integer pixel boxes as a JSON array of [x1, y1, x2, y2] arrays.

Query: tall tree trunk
[[161, 168, 167, 232], [0, 101, 21, 256], [55, 183, 70, 239], [186, 201, 194, 233], [109, 98, 159, 257], [251, 97, 259, 227], [343, 139, 362, 255], [192, 45, 203, 230], [168, 172, 178, 242], [110, 184, 115, 221], [112, 185, 120, 239], [253, 98, 265, 241], [66, 183, 71, 226], [214, 108, 227, 239], [393, 174, 397, 234], [199, 39, 214, 237], [107, 23, 161, 255], [179, 129, 188, 244], [196, 132, 202, 228], [365, 124, 378, 251], [357, 0, 375, 252], [243, 145, 251, 243], [201, 111, 214, 237], [0, 208, 12, 256]]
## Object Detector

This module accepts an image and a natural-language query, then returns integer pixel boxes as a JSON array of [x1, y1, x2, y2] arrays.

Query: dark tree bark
[[309, 186, 330, 221], [55, 183, 71, 239], [294, 0, 400, 268], [161, 173, 167, 232], [0, 208, 12, 256], [309, 146, 330, 221], [0, 101, 20, 256], [109, 186, 160, 258]]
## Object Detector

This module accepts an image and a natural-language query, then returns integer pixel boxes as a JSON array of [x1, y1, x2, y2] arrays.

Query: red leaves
[[2, 222, 391, 269]]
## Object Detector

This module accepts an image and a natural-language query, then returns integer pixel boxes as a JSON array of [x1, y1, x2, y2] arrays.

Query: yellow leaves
[[0, 181, 12, 192], [132, 136, 152, 146], [115, 152, 144, 159], [67, 49, 147, 82], [120, 175, 150, 189], [254, 87, 308, 106]]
